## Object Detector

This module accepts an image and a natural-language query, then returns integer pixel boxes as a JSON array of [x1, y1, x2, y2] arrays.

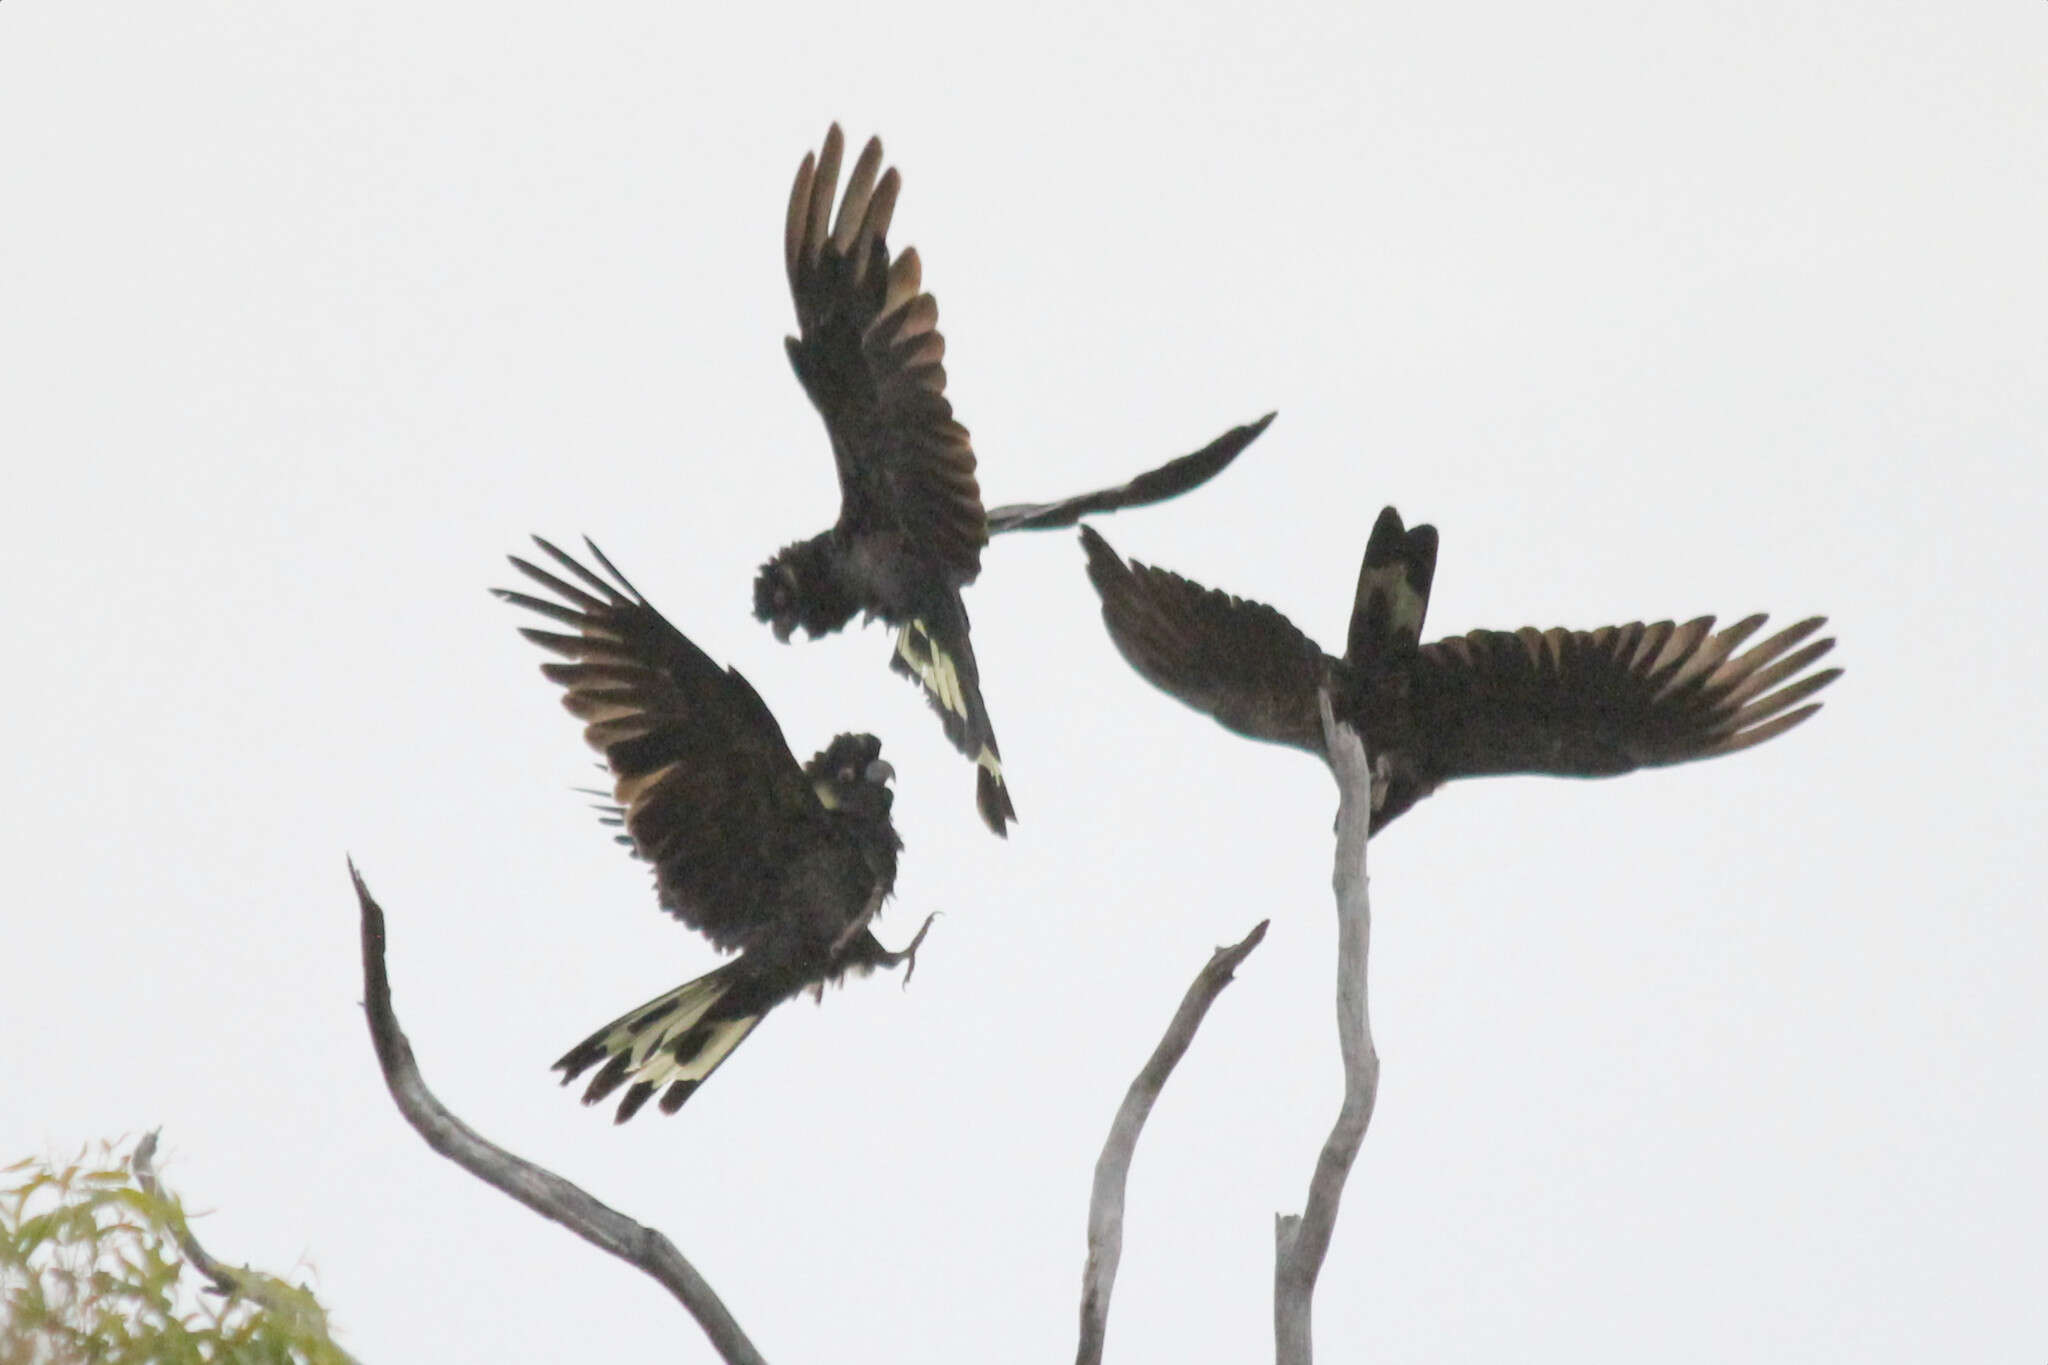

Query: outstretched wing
[[785, 125, 986, 584], [497, 538, 827, 953], [1408, 615, 1841, 783], [984, 413, 1276, 533], [1080, 525, 1330, 752]]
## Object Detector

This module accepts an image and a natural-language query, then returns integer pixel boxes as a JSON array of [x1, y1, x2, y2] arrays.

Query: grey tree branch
[[349, 860, 768, 1365], [1076, 918, 1271, 1365], [131, 1130, 365, 1363], [1273, 692, 1382, 1364]]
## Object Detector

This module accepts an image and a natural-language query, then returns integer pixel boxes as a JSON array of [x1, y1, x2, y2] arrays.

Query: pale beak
[[864, 758, 896, 786]]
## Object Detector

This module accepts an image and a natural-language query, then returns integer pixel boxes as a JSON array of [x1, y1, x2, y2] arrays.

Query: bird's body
[[499, 538, 926, 1121], [1082, 508, 1841, 832], [756, 124, 1273, 834]]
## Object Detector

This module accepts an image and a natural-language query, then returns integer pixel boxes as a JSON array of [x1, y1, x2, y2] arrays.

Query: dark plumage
[[498, 538, 928, 1120], [755, 124, 1274, 836], [1081, 509, 1841, 832]]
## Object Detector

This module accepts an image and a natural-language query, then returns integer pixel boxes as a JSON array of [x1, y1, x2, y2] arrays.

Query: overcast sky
[[4, 3, 2043, 1361]]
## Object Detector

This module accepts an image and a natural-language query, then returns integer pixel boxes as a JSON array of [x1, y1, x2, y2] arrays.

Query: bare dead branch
[[132, 1130, 364, 1362], [1273, 692, 1382, 1364], [1076, 918, 1270, 1365], [349, 860, 768, 1365]]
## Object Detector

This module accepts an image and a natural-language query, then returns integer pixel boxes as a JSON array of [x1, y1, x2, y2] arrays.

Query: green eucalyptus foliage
[[0, 1140, 352, 1365]]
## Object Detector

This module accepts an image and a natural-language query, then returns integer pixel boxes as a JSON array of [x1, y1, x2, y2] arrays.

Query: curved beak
[[864, 758, 896, 786]]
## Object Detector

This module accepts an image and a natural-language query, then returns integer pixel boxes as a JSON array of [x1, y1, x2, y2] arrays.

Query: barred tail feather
[[554, 965, 764, 1122], [892, 614, 1015, 834], [1346, 507, 1438, 666]]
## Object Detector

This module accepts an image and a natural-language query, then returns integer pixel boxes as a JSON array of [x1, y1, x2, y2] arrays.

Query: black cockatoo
[[1081, 508, 1840, 831], [755, 124, 1273, 834], [500, 538, 930, 1120]]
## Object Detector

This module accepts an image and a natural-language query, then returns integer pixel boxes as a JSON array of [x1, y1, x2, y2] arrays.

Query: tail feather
[[555, 966, 764, 1122], [975, 766, 1015, 834], [1346, 506, 1438, 667], [891, 614, 1015, 834]]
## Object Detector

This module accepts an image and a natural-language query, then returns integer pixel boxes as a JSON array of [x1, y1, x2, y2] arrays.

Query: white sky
[[4, 2, 2044, 1360]]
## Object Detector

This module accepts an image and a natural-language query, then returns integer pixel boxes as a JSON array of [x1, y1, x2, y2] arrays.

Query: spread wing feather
[[785, 125, 986, 584], [1409, 614, 1840, 783], [985, 413, 1277, 533], [498, 538, 828, 952], [1080, 525, 1329, 752]]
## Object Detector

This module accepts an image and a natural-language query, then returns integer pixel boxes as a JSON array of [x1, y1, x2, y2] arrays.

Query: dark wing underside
[[1080, 525, 1330, 752], [1407, 615, 1841, 784], [785, 125, 986, 585], [497, 539, 830, 953], [984, 413, 1277, 533]]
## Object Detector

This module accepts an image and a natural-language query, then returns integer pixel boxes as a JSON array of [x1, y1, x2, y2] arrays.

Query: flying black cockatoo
[[755, 124, 1275, 836], [1081, 508, 1841, 831], [498, 538, 931, 1121]]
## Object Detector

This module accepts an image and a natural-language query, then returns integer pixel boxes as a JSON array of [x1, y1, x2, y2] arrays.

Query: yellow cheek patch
[[812, 778, 841, 809], [896, 620, 969, 720]]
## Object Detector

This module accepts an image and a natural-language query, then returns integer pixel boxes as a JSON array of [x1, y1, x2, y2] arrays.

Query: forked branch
[[1273, 692, 1382, 1363], [1076, 919, 1271, 1365], [349, 861, 767, 1365]]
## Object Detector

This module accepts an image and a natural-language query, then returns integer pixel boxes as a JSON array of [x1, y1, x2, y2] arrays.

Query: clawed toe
[[874, 911, 940, 987]]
